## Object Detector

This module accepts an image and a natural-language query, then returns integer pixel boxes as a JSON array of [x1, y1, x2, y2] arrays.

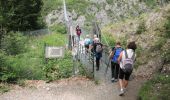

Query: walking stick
[[104, 58, 111, 76]]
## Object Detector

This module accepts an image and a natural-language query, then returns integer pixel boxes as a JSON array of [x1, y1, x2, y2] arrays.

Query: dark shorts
[[119, 68, 132, 81]]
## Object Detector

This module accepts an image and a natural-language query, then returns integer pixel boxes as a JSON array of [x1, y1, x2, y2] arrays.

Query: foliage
[[0, 50, 17, 82], [0, 84, 10, 93], [164, 10, 170, 38], [101, 33, 116, 48], [42, 0, 62, 16], [0, 0, 44, 32], [136, 20, 146, 34], [1, 32, 27, 55], [106, 0, 114, 4], [44, 51, 73, 81], [140, 0, 157, 8], [138, 73, 170, 100], [42, 0, 91, 17], [49, 24, 67, 34], [153, 37, 166, 51]]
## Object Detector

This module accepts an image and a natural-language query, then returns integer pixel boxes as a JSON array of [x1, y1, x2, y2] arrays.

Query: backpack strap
[[131, 51, 135, 60], [125, 50, 128, 59], [125, 50, 135, 60]]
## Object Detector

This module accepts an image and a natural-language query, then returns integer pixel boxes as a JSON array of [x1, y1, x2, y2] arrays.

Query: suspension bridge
[[62, 0, 113, 83]]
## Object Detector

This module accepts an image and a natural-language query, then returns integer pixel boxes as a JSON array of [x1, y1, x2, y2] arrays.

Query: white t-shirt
[[120, 49, 136, 69]]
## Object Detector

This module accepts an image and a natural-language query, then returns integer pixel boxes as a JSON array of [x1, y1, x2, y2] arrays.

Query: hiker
[[109, 42, 123, 82], [76, 25, 81, 41], [117, 41, 137, 96], [84, 35, 92, 54], [92, 38, 103, 71]]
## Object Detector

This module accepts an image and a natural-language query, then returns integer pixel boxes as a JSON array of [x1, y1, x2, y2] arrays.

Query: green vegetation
[[0, 0, 44, 32], [136, 20, 146, 34], [138, 73, 170, 100], [0, 28, 74, 83], [106, 0, 114, 4], [42, 0, 91, 17], [42, 0, 62, 16], [101, 33, 116, 47], [0, 84, 10, 93], [142, 0, 157, 8], [49, 24, 67, 34]]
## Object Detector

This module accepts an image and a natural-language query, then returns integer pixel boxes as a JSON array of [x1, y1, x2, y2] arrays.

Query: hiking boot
[[119, 90, 125, 96]]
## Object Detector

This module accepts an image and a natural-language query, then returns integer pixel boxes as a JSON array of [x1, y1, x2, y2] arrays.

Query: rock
[[46, 87, 50, 91], [105, 4, 111, 11]]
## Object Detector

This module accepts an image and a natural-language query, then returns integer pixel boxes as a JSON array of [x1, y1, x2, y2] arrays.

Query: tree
[[0, 0, 43, 32]]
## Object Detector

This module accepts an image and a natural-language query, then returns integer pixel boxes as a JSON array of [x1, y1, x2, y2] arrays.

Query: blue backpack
[[112, 47, 123, 63], [84, 39, 91, 46]]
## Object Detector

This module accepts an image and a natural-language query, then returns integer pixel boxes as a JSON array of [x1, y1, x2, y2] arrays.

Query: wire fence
[[22, 28, 51, 36]]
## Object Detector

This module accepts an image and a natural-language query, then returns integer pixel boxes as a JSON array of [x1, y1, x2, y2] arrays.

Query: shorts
[[119, 68, 132, 81]]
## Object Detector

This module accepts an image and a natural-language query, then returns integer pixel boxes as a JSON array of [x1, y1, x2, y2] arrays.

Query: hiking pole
[[104, 58, 111, 76]]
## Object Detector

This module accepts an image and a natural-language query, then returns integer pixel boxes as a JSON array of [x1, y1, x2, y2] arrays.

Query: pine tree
[[0, 0, 43, 32]]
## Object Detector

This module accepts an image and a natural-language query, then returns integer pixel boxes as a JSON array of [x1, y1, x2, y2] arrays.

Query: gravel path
[[0, 76, 143, 100]]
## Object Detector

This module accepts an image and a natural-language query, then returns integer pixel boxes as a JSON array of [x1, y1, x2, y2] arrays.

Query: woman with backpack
[[91, 38, 103, 71], [117, 41, 137, 96], [109, 42, 123, 82]]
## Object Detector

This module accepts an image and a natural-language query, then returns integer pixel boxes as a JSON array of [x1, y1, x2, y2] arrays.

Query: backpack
[[76, 29, 81, 36], [96, 43, 103, 53], [112, 47, 123, 63], [84, 38, 91, 46], [122, 50, 135, 74]]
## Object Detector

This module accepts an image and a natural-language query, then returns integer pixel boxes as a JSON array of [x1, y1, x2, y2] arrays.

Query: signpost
[[45, 46, 64, 58]]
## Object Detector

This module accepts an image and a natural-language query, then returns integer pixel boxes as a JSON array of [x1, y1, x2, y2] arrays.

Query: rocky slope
[[102, 4, 170, 79], [45, 0, 149, 26]]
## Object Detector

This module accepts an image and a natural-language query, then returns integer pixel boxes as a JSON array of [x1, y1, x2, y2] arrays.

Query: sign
[[45, 47, 64, 58]]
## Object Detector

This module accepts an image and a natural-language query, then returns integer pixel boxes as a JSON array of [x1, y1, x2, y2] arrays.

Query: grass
[[0, 84, 10, 93], [138, 73, 170, 100]]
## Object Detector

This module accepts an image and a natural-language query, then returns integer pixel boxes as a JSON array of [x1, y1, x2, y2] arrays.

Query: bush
[[140, 0, 157, 8], [106, 0, 114, 4], [164, 12, 170, 38], [101, 33, 116, 47], [1, 32, 27, 55], [44, 51, 73, 81], [49, 24, 67, 34], [136, 20, 146, 34], [138, 73, 170, 100], [0, 50, 17, 82]]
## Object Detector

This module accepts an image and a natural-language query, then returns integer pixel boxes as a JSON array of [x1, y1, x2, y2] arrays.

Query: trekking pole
[[104, 58, 111, 76]]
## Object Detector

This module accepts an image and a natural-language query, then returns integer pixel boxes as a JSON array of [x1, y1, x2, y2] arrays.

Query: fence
[[22, 28, 51, 36]]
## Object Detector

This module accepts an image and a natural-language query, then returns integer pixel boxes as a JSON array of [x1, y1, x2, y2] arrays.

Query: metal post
[[92, 48, 95, 78]]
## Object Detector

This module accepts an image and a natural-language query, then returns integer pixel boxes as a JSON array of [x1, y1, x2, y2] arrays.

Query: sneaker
[[123, 88, 127, 92], [114, 79, 118, 82], [111, 78, 115, 82], [119, 90, 125, 96], [111, 78, 118, 83]]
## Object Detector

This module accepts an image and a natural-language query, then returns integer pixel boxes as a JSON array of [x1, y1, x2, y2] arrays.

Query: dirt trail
[[0, 76, 144, 100]]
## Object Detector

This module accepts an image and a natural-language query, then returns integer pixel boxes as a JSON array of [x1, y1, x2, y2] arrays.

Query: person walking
[[76, 25, 82, 41], [92, 38, 103, 71], [109, 42, 123, 82], [84, 35, 92, 54], [117, 41, 137, 96]]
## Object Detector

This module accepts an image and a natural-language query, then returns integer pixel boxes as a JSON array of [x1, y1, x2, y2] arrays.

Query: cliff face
[[45, 0, 149, 27]]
